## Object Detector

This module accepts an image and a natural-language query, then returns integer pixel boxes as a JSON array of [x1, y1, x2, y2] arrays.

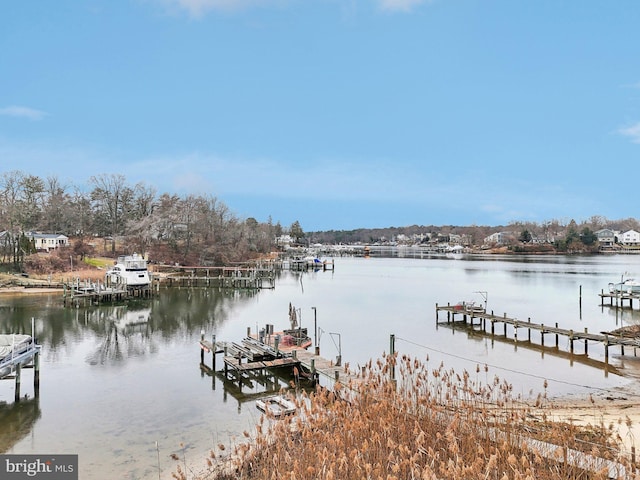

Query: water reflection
[[0, 397, 41, 452], [438, 321, 623, 377], [85, 306, 152, 365]]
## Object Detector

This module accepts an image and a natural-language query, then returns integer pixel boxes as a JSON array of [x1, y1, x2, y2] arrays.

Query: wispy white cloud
[[0, 105, 48, 121], [378, 0, 430, 13], [160, 0, 287, 17], [619, 122, 640, 143]]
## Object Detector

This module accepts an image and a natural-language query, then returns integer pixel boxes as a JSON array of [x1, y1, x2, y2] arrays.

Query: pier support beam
[[569, 330, 574, 354], [14, 364, 21, 403], [34, 351, 40, 396]]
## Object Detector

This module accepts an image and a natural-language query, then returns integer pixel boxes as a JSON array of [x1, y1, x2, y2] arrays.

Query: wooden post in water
[[584, 328, 588, 354], [541, 324, 545, 346], [555, 323, 559, 347], [527, 318, 531, 342], [604, 334, 609, 363], [200, 331, 205, 364], [14, 364, 21, 402], [579, 285, 582, 306], [569, 330, 574, 353], [212, 335, 216, 371], [34, 349, 40, 396], [390, 334, 396, 383]]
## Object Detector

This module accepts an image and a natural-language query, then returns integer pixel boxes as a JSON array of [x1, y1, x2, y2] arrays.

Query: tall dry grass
[[176, 353, 634, 480]]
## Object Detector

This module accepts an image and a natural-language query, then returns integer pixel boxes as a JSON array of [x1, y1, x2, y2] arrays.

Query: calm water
[[2, 253, 640, 479]]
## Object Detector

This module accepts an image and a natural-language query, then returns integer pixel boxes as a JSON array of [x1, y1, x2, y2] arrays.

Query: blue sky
[[1, 1, 639, 232]]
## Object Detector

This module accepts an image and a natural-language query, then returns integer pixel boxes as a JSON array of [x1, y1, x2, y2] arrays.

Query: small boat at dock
[[256, 395, 296, 417], [0, 334, 39, 378], [608, 277, 640, 295]]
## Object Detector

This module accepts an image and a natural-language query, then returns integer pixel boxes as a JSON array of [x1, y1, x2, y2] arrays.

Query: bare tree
[[90, 173, 134, 253]]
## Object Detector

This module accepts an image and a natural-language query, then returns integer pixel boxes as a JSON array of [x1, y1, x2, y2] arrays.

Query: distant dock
[[154, 265, 276, 289]]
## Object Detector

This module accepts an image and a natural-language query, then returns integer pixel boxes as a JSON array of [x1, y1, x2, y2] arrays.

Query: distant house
[[25, 232, 69, 252], [275, 234, 294, 248], [620, 229, 640, 246], [448, 233, 462, 245], [483, 232, 513, 246], [595, 229, 616, 248]]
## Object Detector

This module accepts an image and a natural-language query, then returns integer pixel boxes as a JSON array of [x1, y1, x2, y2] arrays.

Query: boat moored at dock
[[608, 277, 640, 295], [105, 253, 151, 289]]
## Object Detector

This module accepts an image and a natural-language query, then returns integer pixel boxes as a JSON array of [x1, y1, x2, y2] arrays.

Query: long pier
[[435, 303, 639, 362], [155, 266, 276, 289]]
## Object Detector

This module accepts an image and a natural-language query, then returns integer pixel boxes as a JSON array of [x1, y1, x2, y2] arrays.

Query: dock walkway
[[155, 266, 276, 289], [436, 303, 639, 361]]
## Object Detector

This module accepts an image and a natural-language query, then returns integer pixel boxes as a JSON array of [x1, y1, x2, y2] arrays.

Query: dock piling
[[14, 364, 21, 402]]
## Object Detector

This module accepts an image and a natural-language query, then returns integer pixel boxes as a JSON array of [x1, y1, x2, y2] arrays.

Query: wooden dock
[[62, 282, 153, 307], [155, 265, 276, 289], [436, 303, 640, 362], [199, 329, 360, 392], [283, 258, 335, 272], [599, 290, 640, 310]]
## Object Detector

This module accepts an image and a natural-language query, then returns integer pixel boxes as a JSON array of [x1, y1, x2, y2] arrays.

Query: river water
[[2, 253, 640, 479]]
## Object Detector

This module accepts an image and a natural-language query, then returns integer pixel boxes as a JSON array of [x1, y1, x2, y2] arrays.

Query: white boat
[[0, 334, 39, 378], [256, 395, 296, 417], [106, 253, 151, 289], [608, 277, 640, 295]]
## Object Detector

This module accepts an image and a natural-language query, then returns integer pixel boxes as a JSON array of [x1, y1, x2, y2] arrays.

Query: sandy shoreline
[[0, 286, 64, 295], [538, 376, 640, 455]]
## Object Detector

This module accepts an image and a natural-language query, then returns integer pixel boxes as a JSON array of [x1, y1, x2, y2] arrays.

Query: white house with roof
[[620, 229, 640, 246], [483, 232, 513, 246], [25, 232, 69, 252]]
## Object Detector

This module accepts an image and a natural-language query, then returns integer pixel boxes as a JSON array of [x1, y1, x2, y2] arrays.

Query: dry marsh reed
[[176, 353, 636, 480]]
